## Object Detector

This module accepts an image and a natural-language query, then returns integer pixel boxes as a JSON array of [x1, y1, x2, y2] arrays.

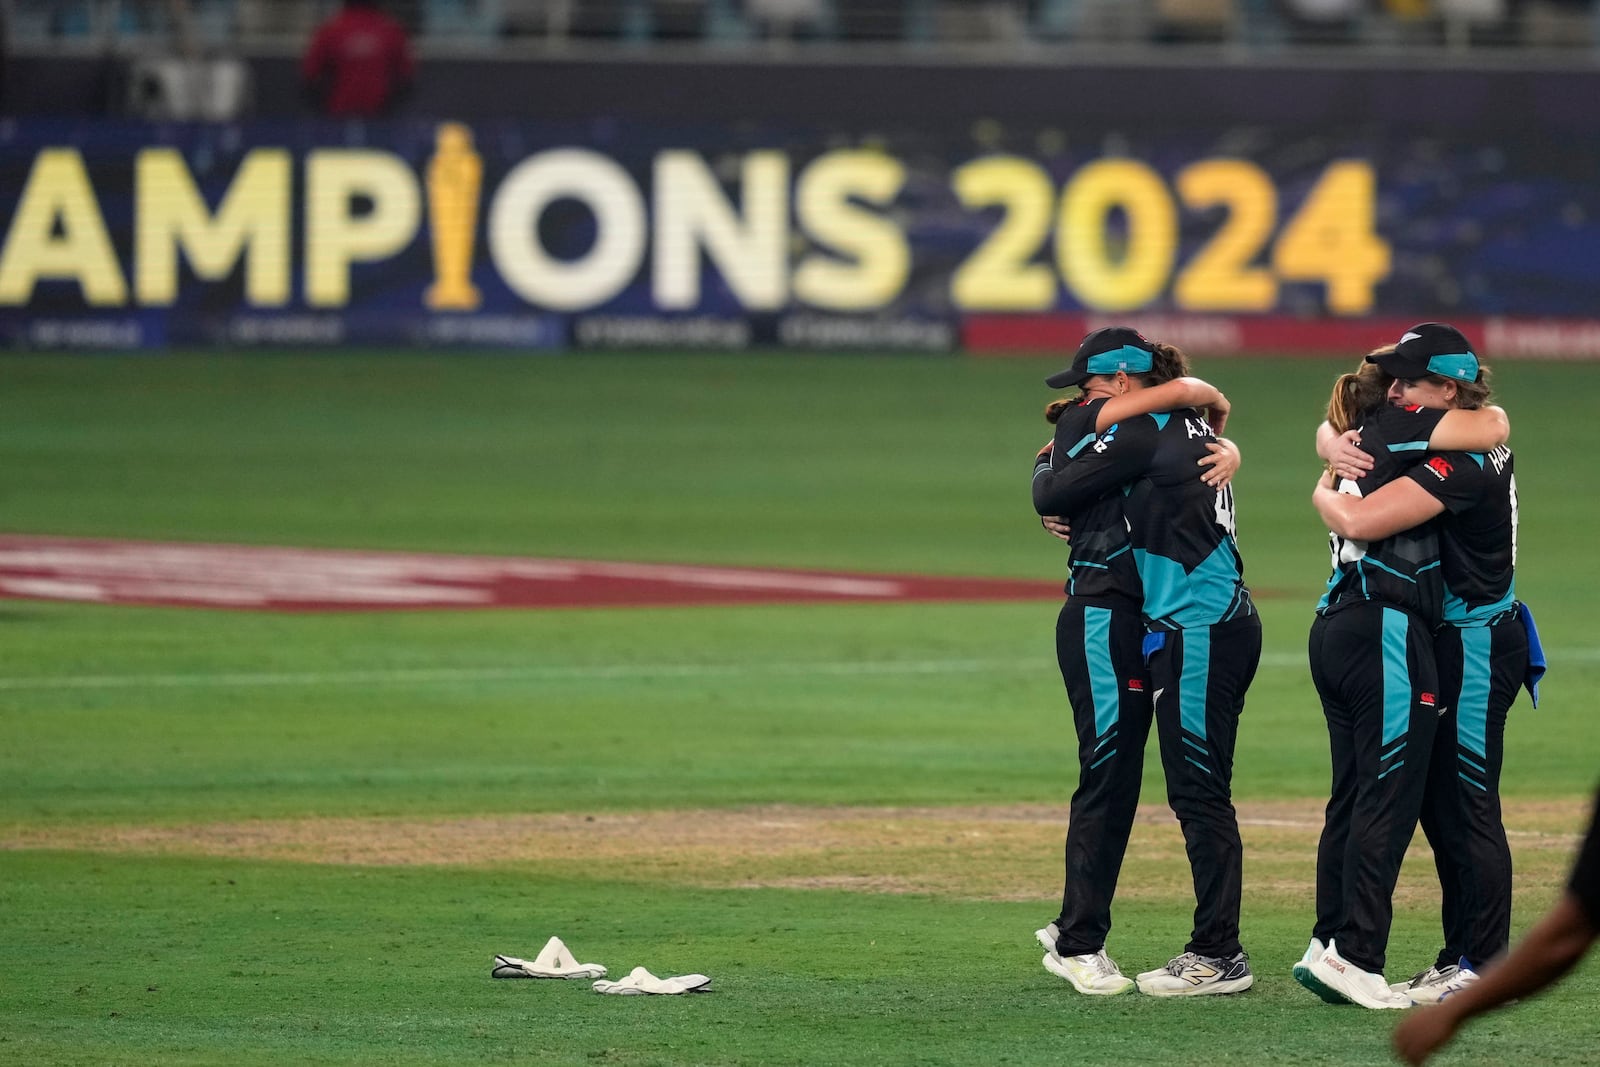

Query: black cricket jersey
[[1406, 442, 1517, 625], [1033, 407, 1252, 630], [1319, 403, 1449, 627], [1034, 397, 1142, 608]]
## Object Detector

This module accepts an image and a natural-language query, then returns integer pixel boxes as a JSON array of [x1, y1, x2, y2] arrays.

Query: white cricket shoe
[[1035, 922, 1062, 958], [1042, 948, 1135, 996], [1306, 940, 1411, 1009], [1292, 936, 1349, 1003], [1136, 950, 1253, 996], [1392, 958, 1478, 1005]]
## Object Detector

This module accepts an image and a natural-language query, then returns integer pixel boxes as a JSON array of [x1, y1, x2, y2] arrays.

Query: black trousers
[[1052, 599, 1153, 956], [1148, 611, 1262, 959], [1422, 614, 1528, 970], [1308, 602, 1440, 974]]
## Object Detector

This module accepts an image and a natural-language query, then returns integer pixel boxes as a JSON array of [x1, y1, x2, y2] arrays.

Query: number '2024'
[[951, 157, 1390, 316]]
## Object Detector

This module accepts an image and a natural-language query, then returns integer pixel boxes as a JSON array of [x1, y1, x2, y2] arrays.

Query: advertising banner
[[1, 116, 1596, 354]]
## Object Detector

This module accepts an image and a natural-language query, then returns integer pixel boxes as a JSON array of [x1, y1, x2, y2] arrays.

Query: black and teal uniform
[[1033, 397, 1154, 957], [1309, 401, 1449, 976], [1408, 442, 1529, 972], [1035, 406, 1260, 961]]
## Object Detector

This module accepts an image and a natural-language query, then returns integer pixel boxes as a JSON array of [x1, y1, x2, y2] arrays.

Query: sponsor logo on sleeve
[[1424, 457, 1453, 480]]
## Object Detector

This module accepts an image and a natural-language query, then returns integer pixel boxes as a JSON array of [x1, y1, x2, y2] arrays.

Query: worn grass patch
[[7, 799, 1585, 909]]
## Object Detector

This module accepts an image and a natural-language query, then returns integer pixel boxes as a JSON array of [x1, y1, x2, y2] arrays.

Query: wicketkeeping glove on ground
[[592, 966, 712, 995], [491, 936, 607, 979]]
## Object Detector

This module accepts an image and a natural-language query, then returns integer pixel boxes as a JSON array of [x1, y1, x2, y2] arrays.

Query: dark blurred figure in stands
[[302, 0, 415, 117]]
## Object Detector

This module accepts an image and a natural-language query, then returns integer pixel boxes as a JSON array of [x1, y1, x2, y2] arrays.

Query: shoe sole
[[1307, 964, 1410, 1009], [1408, 983, 1471, 1005], [1042, 954, 1134, 995], [1136, 975, 1253, 997], [1034, 926, 1059, 956], [1292, 962, 1351, 1004]]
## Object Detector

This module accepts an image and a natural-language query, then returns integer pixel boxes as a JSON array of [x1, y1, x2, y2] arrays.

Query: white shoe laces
[[1070, 950, 1121, 979], [1165, 952, 1203, 976]]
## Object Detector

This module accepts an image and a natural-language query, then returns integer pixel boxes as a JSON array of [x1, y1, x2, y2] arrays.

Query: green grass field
[[3, 351, 1598, 1065]]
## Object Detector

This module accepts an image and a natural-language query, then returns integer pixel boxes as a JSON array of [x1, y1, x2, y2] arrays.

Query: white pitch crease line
[[0, 648, 1592, 693], [0, 658, 1043, 692]]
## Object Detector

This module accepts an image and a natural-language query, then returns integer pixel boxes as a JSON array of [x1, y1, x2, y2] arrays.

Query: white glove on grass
[[592, 966, 712, 995], [491, 936, 607, 979]]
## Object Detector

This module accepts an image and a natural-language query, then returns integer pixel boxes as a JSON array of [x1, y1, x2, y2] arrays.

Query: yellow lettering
[[793, 150, 908, 311], [135, 148, 291, 307], [1172, 159, 1277, 312], [1272, 160, 1390, 316], [949, 157, 1055, 311], [1057, 159, 1175, 313], [0, 149, 127, 306], [305, 150, 421, 307]]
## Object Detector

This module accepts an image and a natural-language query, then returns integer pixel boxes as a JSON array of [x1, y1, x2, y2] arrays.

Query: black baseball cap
[[1366, 323, 1480, 382], [1045, 327, 1156, 389]]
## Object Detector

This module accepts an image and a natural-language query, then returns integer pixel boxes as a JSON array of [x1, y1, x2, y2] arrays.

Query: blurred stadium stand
[[2, 0, 1594, 52], [1, 0, 1596, 118]]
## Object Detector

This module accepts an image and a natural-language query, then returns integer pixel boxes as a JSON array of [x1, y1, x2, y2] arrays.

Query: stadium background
[[3, 3, 1600, 1065]]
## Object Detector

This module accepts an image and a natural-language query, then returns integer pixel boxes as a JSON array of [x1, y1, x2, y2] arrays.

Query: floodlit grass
[[3, 852, 1597, 1067], [3, 351, 1598, 1064]]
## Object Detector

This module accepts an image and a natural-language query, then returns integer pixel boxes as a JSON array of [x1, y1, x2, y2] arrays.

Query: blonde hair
[[1447, 368, 1492, 410], [1327, 354, 1392, 432]]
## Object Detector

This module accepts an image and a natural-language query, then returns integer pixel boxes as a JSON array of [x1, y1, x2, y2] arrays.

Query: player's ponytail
[[1328, 356, 1390, 432], [1045, 398, 1074, 424]]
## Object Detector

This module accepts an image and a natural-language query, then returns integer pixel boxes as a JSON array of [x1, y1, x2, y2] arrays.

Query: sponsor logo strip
[[0, 536, 1061, 612]]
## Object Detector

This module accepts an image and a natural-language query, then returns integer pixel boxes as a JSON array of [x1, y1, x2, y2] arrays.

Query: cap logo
[[1401, 331, 1422, 344]]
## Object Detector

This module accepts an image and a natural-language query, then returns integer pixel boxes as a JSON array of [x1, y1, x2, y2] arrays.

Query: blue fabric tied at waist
[[1519, 601, 1547, 709], [1142, 630, 1167, 664]]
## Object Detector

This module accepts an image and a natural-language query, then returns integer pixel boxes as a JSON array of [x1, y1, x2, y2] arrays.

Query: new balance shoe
[[1042, 948, 1135, 996], [1395, 957, 1478, 1005], [1389, 961, 1455, 997], [1135, 950, 1254, 996], [1292, 936, 1349, 1003], [1305, 940, 1411, 1009]]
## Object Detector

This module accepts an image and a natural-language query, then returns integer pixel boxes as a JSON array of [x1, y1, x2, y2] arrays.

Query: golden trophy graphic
[[424, 122, 483, 311]]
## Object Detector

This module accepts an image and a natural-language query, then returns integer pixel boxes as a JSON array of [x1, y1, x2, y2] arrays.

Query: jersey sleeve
[[1568, 787, 1600, 927], [1403, 450, 1486, 514], [1053, 398, 1106, 456], [1033, 411, 1156, 518]]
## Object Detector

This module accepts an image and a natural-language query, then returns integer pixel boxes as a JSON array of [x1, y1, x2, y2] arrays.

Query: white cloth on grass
[[592, 966, 712, 995], [491, 936, 607, 979]]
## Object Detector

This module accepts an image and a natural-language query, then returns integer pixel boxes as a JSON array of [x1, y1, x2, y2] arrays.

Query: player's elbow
[[1032, 484, 1057, 517], [1033, 481, 1080, 518], [1487, 406, 1511, 444]]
